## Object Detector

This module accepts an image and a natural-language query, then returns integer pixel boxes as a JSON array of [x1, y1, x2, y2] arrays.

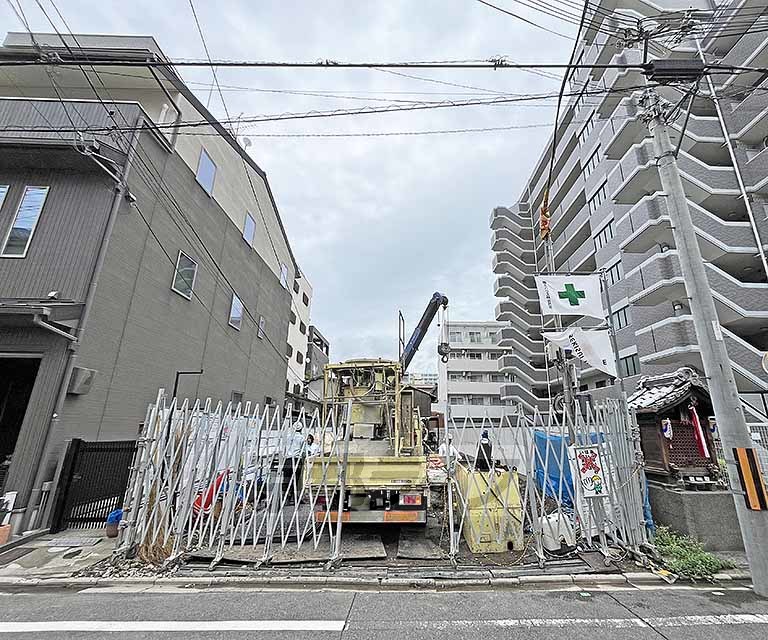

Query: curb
[[0, 571, 752, 591]]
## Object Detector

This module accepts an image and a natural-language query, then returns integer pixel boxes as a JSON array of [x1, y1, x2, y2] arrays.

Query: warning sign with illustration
[[574, 445, 610, 498]]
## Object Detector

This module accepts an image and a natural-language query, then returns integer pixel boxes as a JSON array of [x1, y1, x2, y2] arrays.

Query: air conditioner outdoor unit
[[67, 367, 97, 395]]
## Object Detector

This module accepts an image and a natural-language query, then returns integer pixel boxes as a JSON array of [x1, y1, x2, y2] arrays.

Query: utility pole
[[640, 87, 768, 596]]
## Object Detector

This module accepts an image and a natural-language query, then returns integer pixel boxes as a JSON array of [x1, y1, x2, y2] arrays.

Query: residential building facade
[[490, 0, 768, 413], [286, 273, 312, 396], [0, 33, 299, 531], [305, 325, 330, 402], [437, 321, 509, 425]]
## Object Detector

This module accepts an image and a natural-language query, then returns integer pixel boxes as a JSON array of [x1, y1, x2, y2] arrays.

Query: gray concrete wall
[[648, 482, 745, 552], [51, 128, 291, 469]]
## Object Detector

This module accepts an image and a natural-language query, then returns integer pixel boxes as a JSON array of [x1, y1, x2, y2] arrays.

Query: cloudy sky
[[2, 0, 576, 372]]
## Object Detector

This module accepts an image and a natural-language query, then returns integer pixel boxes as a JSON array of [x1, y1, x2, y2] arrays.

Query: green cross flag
[[558, 283, 586, 306]]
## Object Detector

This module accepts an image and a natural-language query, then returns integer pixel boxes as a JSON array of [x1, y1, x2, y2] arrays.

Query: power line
[[474, 0, 575, 40]]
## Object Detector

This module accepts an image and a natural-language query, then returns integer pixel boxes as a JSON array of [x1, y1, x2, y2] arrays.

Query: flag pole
[[598, 268, 627, 404]]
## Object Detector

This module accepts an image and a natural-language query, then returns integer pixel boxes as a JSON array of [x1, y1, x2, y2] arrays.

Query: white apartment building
[[404, 372, 439, 387], [286, 273, 313, 396], [437, 321, 509, 425]]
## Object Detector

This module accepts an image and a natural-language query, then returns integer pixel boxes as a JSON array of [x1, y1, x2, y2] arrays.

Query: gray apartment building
[[491, 0, 768, 413], [0, 33, 299, 532]]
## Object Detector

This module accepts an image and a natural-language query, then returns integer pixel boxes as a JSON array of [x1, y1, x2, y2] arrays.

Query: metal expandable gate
[[115, 390, 650, 569]]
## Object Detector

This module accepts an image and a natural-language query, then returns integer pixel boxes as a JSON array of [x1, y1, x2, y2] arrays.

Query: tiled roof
[[627, 367, 707, 413]]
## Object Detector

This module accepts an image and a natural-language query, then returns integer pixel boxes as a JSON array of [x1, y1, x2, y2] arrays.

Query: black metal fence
[[49, 439, 137, 533]]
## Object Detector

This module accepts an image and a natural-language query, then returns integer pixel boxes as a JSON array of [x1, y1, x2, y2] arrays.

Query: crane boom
[[400, 292, 449, 372]]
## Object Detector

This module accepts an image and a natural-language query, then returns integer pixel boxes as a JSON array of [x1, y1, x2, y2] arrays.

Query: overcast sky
[[2, 1, 576, 373]]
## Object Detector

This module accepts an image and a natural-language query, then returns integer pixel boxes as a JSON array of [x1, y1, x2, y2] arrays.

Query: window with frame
[[257, 315, 266, 339], [299, 321, 306, 335], [450, 396, 465, 405], [302, 292, 309, 306], [242, 213, 256, 247], [469, 396, 484, 406], [280, 263, 289, 288], [171, 251, 197, 299], [593, 219, 614, 251], [448, 373, 462, 381], [195, 148, 216, 195], [587, 181, 607, 215], [290, 311, 296, 325], [486, 352, 498, 360], [286, 343, 293, 357], [231, 390, 244, 405], [584, 146, 601, 178], [611, 305, 630, 330], [466, 373, 483, 382], [296, 351, 304, 364], [595, 380, 607, 388], [449, 331, 462, 342], [490, 396, 503, 405], [490, 373, 505, 382], [293, 280, 300, 294], [605, 261, 623, 287], [619, 353, 640, 377], [449, 352, 460, 359], [467, 352, 482, 360], [228, 294, 244, 330], [468, 331, 482, 343], [1, 186, 49, 257]]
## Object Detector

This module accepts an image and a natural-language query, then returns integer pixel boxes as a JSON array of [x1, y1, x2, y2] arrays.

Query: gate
[[50, 438, 138, 533]]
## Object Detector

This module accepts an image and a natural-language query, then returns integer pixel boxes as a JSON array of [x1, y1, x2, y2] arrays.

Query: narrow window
[[0, 185, 8, 210], [293, 280, 300, 294], [299, 321, 306, 335], [290, 311, 296, 325], [171, 251, 197, 299], [196, 148, 216, 195], [243, 212, 256, 247], [1, 186, 49, 257], [231, 390, 244, 405], [257, 315, 266, 339], [228, 293, 243, 330], [293, 383, 301, 395], [286, 343, 293, 357], [302, 292, 309, 306], [296, 351, 304, 364], [280, 263, 289, 288]]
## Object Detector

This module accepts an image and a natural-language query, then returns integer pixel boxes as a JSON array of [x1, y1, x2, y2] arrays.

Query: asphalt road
[[0, 585, 767, 639]]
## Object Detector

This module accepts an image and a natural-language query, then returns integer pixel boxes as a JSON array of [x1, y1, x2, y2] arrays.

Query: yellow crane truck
[[309, 293, 449, 525]]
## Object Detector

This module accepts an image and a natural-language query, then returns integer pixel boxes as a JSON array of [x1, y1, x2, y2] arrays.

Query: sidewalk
[[0, 529, 752, 591]]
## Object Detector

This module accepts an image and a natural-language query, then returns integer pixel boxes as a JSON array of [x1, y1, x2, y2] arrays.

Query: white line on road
[[0, 621, 345, 633]]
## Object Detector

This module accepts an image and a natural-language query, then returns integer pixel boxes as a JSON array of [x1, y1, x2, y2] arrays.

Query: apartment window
[[490, 373, 505, 383], [449, 331, 462, 342], [290, 311, 296, 325], [579, 384, 589, 392], [293, 280, 300, 294], [171, 251, 197, 299], [605, 261, 623, 287], [448, 373, 462, 381], [291, 383, 301, 395], [287, 343, 293, 357], [466, 373, 483, 382], [450, 396, 465, 405], [469, 396, 484, 406], [228, 294, 244, 330], [242, 213, 256, 247], [490, 396, 503, 406], [595, 380, 607, 389], [0, 185, 8, 210], [280, 263, 289, 288], [587, 181, 608, 215], [1, 186, 49, 258], [299, 321, 306, 335], [467, 352, 482, 360], [264, 395, 274, 406], [584, 146, 601, 178], [468, 331, 482, 343], [593, 219, 614, 251], [195, 148, 216, 195], [620, 353, 640, 377], [449, 352, 460, 359], [296, 351, 304, 364], [578, 113, 595, 147], [611, 305, 630, 330], [486, 352, 497, 360], [231, 391, 243, 405], [257, 315, 266, 339], [302, 292, 309, 306]]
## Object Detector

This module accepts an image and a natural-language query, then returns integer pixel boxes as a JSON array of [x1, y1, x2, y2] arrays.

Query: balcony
[[492, 250, 535, 282], [611, 140, 739, 209], [628, 251, 768, 331], [498, 354, 549, 385], [553, 214, 591, 269], [636, 315, 768, 392], [496, 300, 539, 329], [447, 381, 504, 396], [619, 195, 756, 261], [494, 275, 536, 307], [729, 75, 768, 145], [499, 382, 550, 414], [447, 404, 507, 422], [497, 326, 545, 357], [489, 205, 532, 233], [491, 227, 533, 259]]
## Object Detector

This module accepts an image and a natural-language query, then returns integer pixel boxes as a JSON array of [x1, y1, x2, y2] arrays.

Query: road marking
[[0, 620, 345, 633]]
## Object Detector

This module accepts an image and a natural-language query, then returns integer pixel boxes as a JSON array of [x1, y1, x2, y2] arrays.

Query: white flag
[[535, 275, 604, 319], [542, 328, 617, 377]]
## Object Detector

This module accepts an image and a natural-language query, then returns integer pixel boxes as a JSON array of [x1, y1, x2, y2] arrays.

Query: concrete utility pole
[[640, 88, 768, 596]]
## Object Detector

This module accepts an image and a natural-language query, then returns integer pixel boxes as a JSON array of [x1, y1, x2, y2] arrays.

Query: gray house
[[0, 33, 299, 533]]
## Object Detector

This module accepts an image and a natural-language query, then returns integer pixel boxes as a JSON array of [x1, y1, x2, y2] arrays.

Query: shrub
[[654, 526, 734, 580]]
